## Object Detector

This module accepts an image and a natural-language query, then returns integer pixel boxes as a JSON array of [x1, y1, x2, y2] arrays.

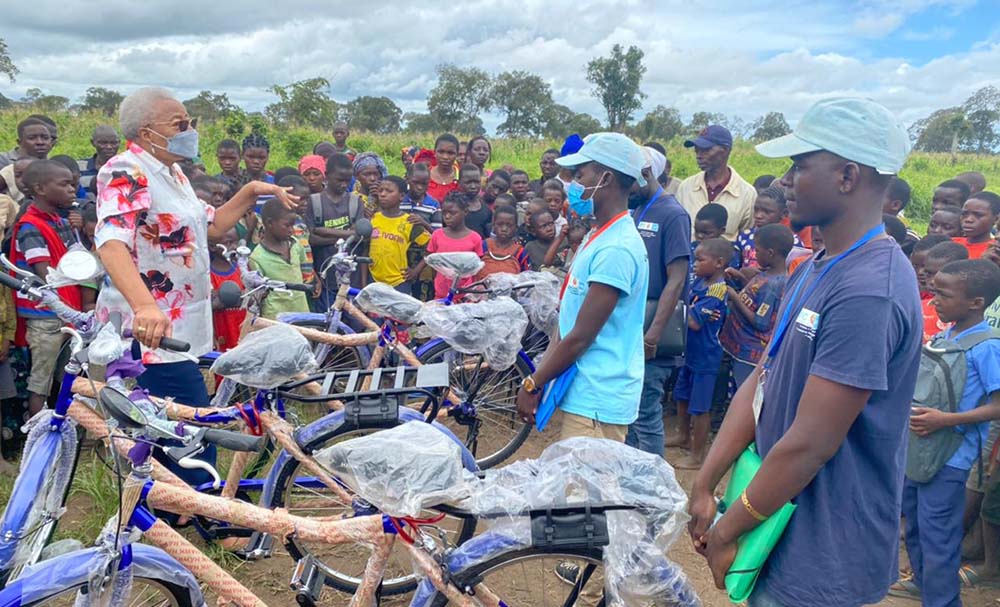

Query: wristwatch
[[522, 375, 541, 395]]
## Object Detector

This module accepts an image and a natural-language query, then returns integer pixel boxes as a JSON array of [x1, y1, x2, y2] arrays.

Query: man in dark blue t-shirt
[[687, 98, 922, 607], [626, 146, 691, 457]]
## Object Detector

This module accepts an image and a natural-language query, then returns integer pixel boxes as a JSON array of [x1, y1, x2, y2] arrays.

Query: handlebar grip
[[284, 283, 313, 293], [0, 272, 25, 292], [158, 337, 191, 352], [356, 257, 373, 264], [202, 428, 265, 452]]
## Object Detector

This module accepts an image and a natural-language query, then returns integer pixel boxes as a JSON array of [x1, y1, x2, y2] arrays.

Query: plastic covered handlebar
[[282, 283, 313, 293]]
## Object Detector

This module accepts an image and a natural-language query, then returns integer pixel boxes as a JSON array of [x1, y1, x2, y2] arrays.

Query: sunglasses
[[148, 117, 197, 132]]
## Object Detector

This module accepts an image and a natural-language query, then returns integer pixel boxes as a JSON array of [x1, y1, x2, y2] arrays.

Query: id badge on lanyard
[[752, 223, 886, 425]]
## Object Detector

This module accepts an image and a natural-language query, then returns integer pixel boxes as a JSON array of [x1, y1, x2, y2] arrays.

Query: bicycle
[[229, 223, 540, 469], [0, 250, 476, 598], [1, 262, 703, 607]]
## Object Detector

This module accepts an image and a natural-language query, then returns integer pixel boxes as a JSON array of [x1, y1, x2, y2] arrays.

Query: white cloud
[[1, 0, 991, 133]]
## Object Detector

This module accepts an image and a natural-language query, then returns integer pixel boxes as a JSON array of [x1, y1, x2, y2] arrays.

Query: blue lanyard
[[766, 223, 886, 365], [633, 187, 664, 225]]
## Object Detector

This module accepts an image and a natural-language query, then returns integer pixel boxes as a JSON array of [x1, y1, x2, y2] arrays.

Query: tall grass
[[2, 109, 998, 223]]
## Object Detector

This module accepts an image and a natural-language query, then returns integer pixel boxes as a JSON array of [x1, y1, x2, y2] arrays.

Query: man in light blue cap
[[515, 131, 649, 595], [688, 98, 923, 607], [516, 131, 649, 437]]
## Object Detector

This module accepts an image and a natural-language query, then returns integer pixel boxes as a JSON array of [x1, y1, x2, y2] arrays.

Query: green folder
[[718, 443, 797, 603]]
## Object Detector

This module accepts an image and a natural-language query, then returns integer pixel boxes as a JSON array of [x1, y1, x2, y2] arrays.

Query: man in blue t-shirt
[[626, 146, 691, 457], [687, 98, 922, 607], [515, 132, 649, 441]]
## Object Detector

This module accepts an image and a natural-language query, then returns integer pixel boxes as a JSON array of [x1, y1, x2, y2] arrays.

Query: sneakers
[[555, 561, 580, 586]]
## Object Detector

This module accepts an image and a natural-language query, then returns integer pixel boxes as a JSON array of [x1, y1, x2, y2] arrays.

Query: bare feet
[[665, 434, 690, 449], [674, 455, 704, 470]]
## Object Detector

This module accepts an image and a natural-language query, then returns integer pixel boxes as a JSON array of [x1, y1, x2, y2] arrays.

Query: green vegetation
[[2, 109, 998, 224]]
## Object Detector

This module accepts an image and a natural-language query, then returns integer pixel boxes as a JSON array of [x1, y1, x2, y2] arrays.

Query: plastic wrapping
[[3, 410, 78, 570], [88, 322, 126, 366], [484, 271, 561, 336], [604, 510, 702, 607], [354, 282, 425, 325], [314, 421, 475, 518], [13, 545, 205, 607], [416, 297, 528, 370], [211, 323, 317, 388], [424, 252, 484, 279], [45, 244, 105, 287]]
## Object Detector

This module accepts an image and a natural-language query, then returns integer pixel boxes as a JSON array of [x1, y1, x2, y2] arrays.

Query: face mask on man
[[566, 171, 608, 216]]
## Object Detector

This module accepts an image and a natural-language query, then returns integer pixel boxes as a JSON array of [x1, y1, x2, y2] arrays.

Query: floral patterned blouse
[[94, 142, 215, 363]]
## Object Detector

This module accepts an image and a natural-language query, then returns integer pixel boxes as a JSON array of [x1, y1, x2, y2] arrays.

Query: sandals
[[888, 575, 921, 601], [959, 565, 1000, 588]]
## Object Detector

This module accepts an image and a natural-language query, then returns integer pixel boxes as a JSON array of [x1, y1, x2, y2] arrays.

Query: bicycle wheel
[[426, 547, 606, 607], [18, 576, 196, 607], [267, 423, 477, 596], [0, 423, 82, 585], [417, 340, 532, 469]]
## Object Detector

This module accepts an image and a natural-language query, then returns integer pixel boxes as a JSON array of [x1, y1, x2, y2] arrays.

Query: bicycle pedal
[[291, 555, 325, 607], [236, 532, 274, 560]]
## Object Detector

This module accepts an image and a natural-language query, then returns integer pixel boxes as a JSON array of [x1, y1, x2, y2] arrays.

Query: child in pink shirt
[[412, 191, 483, 299]]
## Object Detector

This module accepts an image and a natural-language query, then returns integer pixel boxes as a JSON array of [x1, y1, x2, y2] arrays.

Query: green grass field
[[2, 109, 999, 228]]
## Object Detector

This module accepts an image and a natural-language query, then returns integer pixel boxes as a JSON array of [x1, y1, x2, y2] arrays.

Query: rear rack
[[274, 362, 450, 404]]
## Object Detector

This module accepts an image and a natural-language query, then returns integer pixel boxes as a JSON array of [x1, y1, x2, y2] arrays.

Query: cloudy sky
[[3, 0, 999, 133]]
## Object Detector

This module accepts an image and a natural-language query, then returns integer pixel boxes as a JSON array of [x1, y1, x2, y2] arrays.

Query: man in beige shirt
[[675, 125, 756, 239]]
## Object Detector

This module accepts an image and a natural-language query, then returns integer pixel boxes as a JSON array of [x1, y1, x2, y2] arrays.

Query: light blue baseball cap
[[556, 132, 647, 187], [756, 97, 911, 175]]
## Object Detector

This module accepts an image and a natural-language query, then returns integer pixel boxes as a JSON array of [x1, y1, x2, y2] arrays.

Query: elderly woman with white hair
[[94, 87, 296, 433]]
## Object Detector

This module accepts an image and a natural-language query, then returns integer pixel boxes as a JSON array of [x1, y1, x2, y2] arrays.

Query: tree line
[[0, 37, 996, 152]]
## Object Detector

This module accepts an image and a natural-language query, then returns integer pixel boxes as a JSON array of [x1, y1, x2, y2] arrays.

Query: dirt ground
[[58, 425, 1000, 607]]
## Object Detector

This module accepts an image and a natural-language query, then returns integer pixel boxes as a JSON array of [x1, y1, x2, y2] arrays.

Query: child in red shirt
[[955, 192, 1000, 259], [210, 228, 246, 352], [920, 241, 968, 342]]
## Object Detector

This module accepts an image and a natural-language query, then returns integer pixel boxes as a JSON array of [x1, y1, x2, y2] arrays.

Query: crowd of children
[[2, 113, 1000, 604]]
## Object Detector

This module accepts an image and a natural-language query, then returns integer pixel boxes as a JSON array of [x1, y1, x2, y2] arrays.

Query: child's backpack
[[311, 192, 360, 230], [907, 329, 1000, 483]]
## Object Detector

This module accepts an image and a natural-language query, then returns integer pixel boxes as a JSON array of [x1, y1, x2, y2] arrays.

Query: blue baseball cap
[[755, 97, 911, 175], [560, 134, 584, 157], [556, 132, 647, 187], [684, 125, 732, 149]]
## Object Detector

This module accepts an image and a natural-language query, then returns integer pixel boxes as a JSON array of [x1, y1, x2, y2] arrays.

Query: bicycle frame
[[66, 395, 486, 607]]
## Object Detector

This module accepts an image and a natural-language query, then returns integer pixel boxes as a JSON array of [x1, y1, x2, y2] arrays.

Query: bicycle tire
[[267, 421, 477, 596], [16, 574, 197, 607], [0, 422, 83, 586], [424, 546, 606, 607], [417, 340, 532, 469]]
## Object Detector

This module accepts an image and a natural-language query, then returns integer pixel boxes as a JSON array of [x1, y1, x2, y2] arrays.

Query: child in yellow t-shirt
[[370, 176, 431, 295]]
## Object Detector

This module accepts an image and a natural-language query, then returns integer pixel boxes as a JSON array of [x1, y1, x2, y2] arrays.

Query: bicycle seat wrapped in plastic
[[424, 252, 484, 279], [210, 323, 318, 388], [315, 421, 473, 517], [484, 271, 561, 336], [470, 438, 701, 607], [354, 282, 424, 325], [417, 297, 528, 370]]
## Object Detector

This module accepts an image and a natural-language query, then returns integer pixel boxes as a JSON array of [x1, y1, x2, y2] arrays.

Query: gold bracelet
[[741, 489, 768, 522]]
